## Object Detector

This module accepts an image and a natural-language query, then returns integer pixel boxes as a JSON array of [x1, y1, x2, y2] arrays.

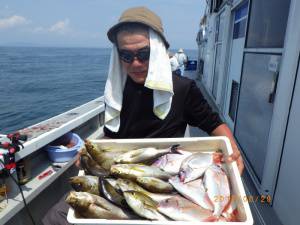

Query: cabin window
[[233, 1, 248, 39], [213, 44, 222, 99], [246, 0, 291, 48], [213, 10, 225, 99], [216, 12, 225, 42], [209, 0, 214, 14], [235, 53, 281, 181], [229, 80, 239, 121], [214, 0, 224, 12]]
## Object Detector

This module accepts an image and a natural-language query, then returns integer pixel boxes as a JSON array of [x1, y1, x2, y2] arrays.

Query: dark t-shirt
[[104, 75, 223, 138]]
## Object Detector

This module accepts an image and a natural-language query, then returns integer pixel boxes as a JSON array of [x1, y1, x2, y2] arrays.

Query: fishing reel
[[0, 132, 27, 176]]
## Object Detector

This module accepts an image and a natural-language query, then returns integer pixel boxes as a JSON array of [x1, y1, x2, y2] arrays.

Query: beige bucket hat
[[107, 6, 169, 48]]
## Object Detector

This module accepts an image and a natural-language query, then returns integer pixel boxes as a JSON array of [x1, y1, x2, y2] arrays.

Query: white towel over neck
[[104, 28, 173, 132]]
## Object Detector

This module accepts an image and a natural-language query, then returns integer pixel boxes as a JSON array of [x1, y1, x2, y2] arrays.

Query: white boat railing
[[16, 96, 105, 160]]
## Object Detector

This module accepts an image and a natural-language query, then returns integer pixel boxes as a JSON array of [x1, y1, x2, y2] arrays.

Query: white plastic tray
[[67, 137, 253, 225]]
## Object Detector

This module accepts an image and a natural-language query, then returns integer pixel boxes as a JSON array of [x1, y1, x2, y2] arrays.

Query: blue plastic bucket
[[45, 132, 83, 163]]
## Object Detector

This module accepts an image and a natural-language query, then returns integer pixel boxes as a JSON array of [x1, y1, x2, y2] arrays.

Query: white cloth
[[103, 45, 127, 132], [104, 28, 173, 132], [175, 52, 188, 76], [175, 52, 188, 66], [170, 56, 179, 71]]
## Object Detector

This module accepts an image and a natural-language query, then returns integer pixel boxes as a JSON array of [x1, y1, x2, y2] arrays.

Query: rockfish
[[136, 177, 174, 193], [99, 177, 128, 208], [69, 175, 99, 195], [65, 191, 133, 219], [80, 154, 109, 177], [85, 140, 123, 170], [114, 145, 179, 164], [123, 191, 169, 221], [110, 164, 171, 181], [116, 178, 176, 202]]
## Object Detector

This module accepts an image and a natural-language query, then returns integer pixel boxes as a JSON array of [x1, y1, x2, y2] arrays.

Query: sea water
[[0, 46, 197, 133]]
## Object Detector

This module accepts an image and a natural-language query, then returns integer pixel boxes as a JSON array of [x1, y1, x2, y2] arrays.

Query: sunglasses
[[118, 46, 150, 63]]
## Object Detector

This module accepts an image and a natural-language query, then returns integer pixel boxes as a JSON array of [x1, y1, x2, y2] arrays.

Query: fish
[[85, 140, 123, 170], [80, 154, 110, 177], [69, 175, 99, 195], [105, 178, 120, 190], [84, 140, 129, 153], [157, 195, 217, 222], [151, 150, 193, 175], [168, 176, 213, 210], [221, 198, 239, 222], [114, 145, 179, 164], [90, 143, 128, 152], [110, 164, 171, 181], [203, 164, 230, 217], [123, 191, 169, 221], [79, 145, 88, 155], [65, 191, 134, 219], [99, 177, 128, 208], [116, 178, 176, 202], [179, 151, 222, 183], [136, 177, 174, 193]]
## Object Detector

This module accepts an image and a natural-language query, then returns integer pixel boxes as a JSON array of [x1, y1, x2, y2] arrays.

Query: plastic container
[[67, 137, 253, 225], [45, 132, 83, 163]]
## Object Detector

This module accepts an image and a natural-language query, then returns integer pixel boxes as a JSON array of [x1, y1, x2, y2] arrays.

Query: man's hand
[[211, 124, 244, 175], [227, 142, 244, 174]]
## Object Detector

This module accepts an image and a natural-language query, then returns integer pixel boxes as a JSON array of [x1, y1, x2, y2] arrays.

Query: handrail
[[15, 96, 105, 160]]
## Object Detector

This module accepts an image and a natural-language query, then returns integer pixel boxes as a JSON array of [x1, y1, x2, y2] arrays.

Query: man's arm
[[211, 123, 244, 174]]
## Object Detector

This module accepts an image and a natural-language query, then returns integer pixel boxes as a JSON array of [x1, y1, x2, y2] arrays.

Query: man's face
[[117, 30, 150, 84]]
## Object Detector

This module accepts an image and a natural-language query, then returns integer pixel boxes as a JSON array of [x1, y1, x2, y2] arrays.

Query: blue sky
[[0, 0, 205, 49]]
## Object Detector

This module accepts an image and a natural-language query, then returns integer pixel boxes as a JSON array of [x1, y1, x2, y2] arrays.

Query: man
[[168, 51, 181, 76], [104, 7, 244, 172], [104, 6, 243, 173], [174, 48, 188, 76], [43, 6, 243, 225]]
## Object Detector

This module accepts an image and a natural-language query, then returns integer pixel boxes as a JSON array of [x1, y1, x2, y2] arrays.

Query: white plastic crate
[[67, 137, 253, 225]]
